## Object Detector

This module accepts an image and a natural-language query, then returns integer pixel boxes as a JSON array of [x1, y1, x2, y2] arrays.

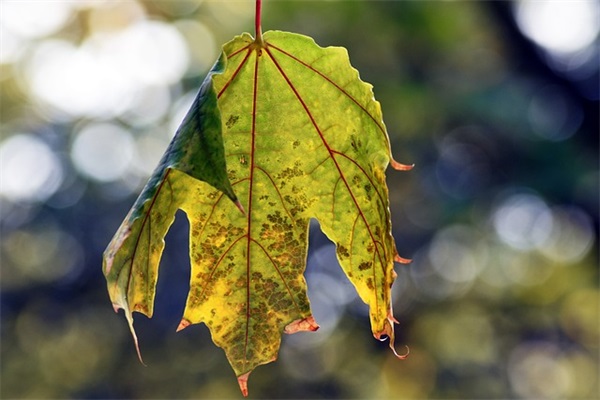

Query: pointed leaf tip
[[391, 159, 414, 171], [121, 305, 147, 366], [237, 372, 251, 397], [234, 199, 246, 215], [284, 316, 320, 334], [176, 318, 191, 332], [394, 254, 412, 264]]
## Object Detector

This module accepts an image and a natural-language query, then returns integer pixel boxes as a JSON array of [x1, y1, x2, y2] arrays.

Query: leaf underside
[[103, 30, 411, 396]]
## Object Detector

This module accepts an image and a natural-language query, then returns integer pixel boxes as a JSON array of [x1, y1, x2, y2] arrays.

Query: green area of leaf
[[103, 30, 409, 396]]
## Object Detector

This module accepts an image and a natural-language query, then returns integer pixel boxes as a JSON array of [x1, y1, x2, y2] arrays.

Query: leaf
[[103, 30, 411, 396], [103, 59, 239, 361]]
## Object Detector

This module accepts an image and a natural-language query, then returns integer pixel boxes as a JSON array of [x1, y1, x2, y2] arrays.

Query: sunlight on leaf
[[103, 30, 410, 396]]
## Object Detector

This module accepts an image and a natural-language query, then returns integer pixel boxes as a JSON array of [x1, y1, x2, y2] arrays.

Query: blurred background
[[1, 0, 598, 398]]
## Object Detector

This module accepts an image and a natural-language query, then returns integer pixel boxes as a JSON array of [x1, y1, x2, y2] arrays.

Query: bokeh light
[[428, 225, 484, 284], [175, 19, 218, 77], [539, 205, 595, 264], [528, 84, 583, 141], [493, 192, 553, 251], [508, 343, 572, 398], [515, 0, 600, 56], [0, 134, 63, 203], [24, 38, 137, 119], [113, 20, 190, 85], [1, 224, 84, 290], [70, 122, 136, 183], [513, 0, 600, 99], [22, 19, 188, 120], [1, 1, 73, 39]]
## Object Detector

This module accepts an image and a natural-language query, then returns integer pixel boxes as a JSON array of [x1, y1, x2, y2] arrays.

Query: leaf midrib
[[212, 36, 391, 369], [263, 45, 386, 314]]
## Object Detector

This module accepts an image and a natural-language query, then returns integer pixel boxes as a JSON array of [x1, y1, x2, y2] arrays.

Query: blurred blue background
[[1, 1, 598, 398]]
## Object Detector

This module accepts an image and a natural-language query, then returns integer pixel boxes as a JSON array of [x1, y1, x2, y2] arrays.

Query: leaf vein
[[218, 48, 252, 99], [121, 168, 173, 307], [250, 238, 302, 314], [265, 47, 386, 313], [331, 150, 387, 220], [195, 234, 247, 304], [242, 50, 260, 372], [268, 43, 388, 141], [254, 165, 295, 223]]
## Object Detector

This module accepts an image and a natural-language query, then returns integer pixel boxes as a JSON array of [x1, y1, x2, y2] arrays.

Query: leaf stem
[[255, 0, 264, 45]]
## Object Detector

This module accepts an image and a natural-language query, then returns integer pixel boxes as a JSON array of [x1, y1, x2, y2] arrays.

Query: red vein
[[254, 165, 295, 223], [195, 192, 225, 241], [349, 213, 360, 272], [374, 241, 386, 272], [228, 44, 252, 60], [195, 234, 246, 300], [195, 177, 249, 240], [121, 168, 173, 304], [306, 154, 331, 176], [331, 176, 342, 219], [242, 51, 260, 371], [190, 179, 250, 313], [250, 238, 301, 313], [331, 150, 387, 217], [268, 43, 387, 137], [265, 47, 386, 313], [218, 48, 252, 99]]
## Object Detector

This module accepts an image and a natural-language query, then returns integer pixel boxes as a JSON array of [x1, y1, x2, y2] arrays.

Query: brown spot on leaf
[[366, 243, 374, 253], [358, 261, 372, 271], [226, 115, 239, 129], [337, 245, 350, 259], [133, 303, 149, 314], [364, 184, 372, 200]]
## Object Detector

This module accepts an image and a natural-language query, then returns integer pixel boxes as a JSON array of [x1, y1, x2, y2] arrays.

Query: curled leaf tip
[[176, 318, 191, 332], [375, 316, 408, 360], [112, 303, 121, 313], [394, 254, 412, 264], [390, 159, 414, 171], [284, 316, 320, 334], [396, 345, 410, 360], [237, 372, 251, 397]]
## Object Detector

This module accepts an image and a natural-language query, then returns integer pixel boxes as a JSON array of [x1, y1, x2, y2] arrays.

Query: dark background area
[[1, 1, 598, 398]]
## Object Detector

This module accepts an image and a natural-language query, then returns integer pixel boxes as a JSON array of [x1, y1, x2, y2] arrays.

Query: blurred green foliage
[[1, 1, 598, 399]]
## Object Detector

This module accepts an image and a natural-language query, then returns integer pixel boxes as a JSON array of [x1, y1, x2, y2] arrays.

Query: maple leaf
[[103, 27, 411, 396]]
